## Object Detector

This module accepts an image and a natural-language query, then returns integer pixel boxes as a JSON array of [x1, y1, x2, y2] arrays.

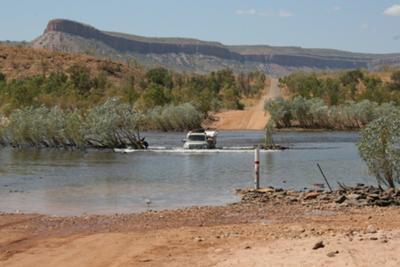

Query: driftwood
[[316, 163, 333, 192], [337, 182, 349, 192]]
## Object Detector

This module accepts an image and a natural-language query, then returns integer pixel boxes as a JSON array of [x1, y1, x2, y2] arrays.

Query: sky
[[1, 0, 400, 54]]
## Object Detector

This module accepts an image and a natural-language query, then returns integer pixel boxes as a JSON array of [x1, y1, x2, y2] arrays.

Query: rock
[[319, 195, 332, 201], [288, 197, 298, 203], [386, 188, 395, 195], [304, 192, 320, 200], [370, 237, 378, 241], [379, 194, 391, 201], [335, 195, 347, 204], [367, 194, 380, 200], [240, 185, 399, 207], [375, 200, 392, 207], [347, 193, 363, 200], [366, 225, 377, 234], [245, 246, 251, 249], [138, 259, 152, 263], [312, 241, 325, 250], [327, 251, 339, 257], [194, 237, 204, 242], [357, 200, 368, 207], [257, 187, 275, 193]]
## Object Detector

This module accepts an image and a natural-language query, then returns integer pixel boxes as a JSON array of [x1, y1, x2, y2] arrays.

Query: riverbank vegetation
[[265, 97, 398, 129], [358, 113, 400, 189], [0, 98, 205, 149], [265, 69, 400, 130], [0, 65, 266, 115], [0, 52, 266, 148], [279, 69, 400, 105]]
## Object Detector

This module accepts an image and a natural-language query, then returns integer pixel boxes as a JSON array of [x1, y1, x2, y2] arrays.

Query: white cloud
[[361, 23, 369, 30], [278, 10, 293, 17], [235, 8, 293, 18], [236, 9, 257, 16], [384, 4, 400, 16], [333, 6, 342, 12]]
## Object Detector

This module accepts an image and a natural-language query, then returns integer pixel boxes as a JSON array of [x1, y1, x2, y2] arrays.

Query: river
[[0, 131, 374, 215]]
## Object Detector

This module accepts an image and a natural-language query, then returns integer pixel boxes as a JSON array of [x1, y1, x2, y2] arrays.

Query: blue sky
[[1, 0, 400, 53]]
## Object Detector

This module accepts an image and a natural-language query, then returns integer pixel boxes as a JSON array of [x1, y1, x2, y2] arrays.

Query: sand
[[1, 201, 400, 267], [204, 79, 281, 130]]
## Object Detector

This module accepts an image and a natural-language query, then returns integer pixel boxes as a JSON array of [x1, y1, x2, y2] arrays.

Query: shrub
[[264, 97, 292, 128], [145, 103, 203, 131], [0, 114, 7, 145], [264, 97, 400, 130], [83, 98, 144, 148], [0, 72, 5, 82], [358, 114, 400, 189]]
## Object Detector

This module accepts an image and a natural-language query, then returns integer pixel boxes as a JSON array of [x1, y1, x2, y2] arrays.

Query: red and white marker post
[[254, 145, 260, 189]]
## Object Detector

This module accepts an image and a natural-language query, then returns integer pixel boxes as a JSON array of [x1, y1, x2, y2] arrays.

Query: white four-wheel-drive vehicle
[[183, 129, 217, 149]]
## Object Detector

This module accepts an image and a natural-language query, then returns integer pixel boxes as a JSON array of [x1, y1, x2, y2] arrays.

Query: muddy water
[[0, 131, 374, 215]]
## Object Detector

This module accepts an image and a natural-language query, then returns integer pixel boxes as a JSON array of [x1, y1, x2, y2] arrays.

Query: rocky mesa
[[32, 19, 400, 75]]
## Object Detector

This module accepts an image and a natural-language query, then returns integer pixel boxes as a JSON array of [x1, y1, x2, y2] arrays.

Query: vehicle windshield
[[188, 135, 206, 141]]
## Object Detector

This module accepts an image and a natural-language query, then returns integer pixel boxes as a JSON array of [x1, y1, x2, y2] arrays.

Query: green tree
[[340, 69, 364, 100], [140, 83, 169, 109], [42, 72, 69, 94], [0, 72, 5, 82], [122, 75, 139, 105], [389, 70, 400, 91], [67, 64, 93, 95], [145, 67, 173, 89], [323, 78, 341, 105]]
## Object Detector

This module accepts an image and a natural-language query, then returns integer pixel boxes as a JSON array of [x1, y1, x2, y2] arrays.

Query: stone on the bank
[[386, 188, 395, 195], [335, 195, 347, 204], [312, 241, 325, 250], [347, 193, 363, 200], [375, 200, 392, 207], [327, 251, 339, 257], [304, 192, 320, 200], [257, 187, 275, 193], [367, 194, 380, 200], [366, 225, 377, 234]]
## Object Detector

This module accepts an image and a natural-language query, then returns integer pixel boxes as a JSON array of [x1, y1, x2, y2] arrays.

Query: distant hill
[[31, 19, 400, 75]]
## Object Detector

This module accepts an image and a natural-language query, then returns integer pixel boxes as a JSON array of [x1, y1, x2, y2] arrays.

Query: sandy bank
[[1, 198, 400, 266]]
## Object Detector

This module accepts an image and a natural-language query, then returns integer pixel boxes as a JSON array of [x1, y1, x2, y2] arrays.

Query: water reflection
[[0, 131, 373, 215]]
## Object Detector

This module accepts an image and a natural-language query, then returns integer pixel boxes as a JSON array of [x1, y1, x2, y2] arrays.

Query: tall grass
[[265, 96, 398, 130], [83, 98, 144, 148], [0, 98, 204, 149]]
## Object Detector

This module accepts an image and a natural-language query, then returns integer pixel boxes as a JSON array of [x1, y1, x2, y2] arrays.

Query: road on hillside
[[204, 79, 281, 130]]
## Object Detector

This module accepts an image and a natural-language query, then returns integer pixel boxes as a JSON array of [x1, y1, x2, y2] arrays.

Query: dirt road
[[1, 202, 400, 267], [204, 79, 281, 130]]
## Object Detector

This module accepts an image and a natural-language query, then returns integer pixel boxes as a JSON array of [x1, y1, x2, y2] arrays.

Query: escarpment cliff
[[32, 19, 398, 75], [43, 19, 233, 59]]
